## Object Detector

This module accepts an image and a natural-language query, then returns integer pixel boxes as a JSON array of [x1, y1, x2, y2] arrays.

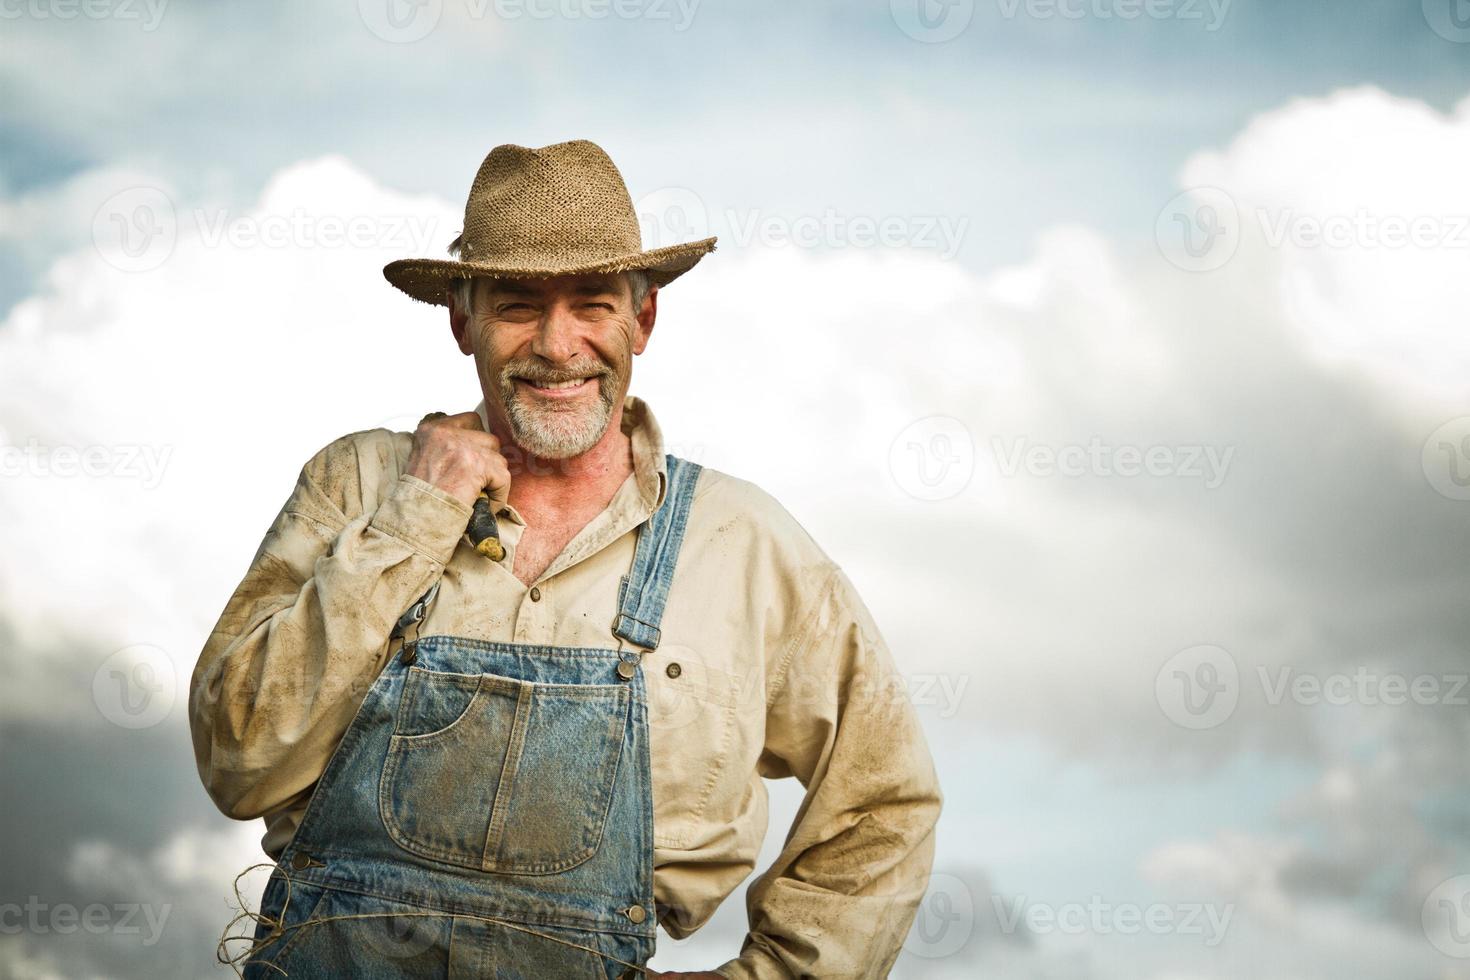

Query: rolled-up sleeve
[[717, 566, 943, 979], [188, 434, 472, 822]]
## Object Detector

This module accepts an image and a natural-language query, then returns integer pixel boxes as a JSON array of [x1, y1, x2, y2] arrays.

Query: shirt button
[[625, 904, 647, 924], [289, 852, 312, 871], [529, 586, 542, 602], [665, 662, 682, 679]]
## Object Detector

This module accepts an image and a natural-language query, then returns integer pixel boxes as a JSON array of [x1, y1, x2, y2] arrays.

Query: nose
[[530, 301, 582, 364]]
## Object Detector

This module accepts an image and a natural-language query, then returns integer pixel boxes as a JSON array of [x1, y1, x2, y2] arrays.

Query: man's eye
[[584, 303, 614, 312], [499, 303, 533, 314]]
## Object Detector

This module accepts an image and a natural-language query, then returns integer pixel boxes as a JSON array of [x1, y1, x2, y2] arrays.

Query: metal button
[[625, 904, 647, 924], [616, 661, 637, 680], [529, 586, 541, 602], [665, 662, 682, 679], [289, 852, 312, 871]]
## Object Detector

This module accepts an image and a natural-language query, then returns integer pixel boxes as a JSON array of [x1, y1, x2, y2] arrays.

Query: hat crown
[[458, 139, 642, 266]]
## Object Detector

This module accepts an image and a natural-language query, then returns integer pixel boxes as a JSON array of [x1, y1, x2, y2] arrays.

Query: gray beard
[[499, 375, 619, 459]]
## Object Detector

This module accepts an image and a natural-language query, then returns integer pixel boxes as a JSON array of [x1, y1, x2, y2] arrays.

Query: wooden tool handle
[[468, 491, 505, 561]]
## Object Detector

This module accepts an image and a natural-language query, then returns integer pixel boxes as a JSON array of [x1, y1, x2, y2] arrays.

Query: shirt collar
[[471, 393, 668, 516]]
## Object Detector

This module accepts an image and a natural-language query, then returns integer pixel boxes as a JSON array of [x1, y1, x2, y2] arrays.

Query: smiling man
[[189, 139, 942, 979]]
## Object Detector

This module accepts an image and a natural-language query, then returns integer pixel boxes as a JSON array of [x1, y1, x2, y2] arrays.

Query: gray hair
[[447, 237, 652, 318]]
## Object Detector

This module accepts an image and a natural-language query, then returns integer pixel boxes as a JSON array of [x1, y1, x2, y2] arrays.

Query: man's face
[[451, 272, 655, 460]]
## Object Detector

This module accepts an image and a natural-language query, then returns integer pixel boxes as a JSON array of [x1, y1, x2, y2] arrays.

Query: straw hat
[[383, 139, 717, 306]]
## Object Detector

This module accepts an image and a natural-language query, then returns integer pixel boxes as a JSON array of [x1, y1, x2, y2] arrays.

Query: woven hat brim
[[383, 237, 717, 307]]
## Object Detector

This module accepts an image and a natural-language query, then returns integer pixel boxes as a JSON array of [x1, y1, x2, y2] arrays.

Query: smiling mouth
[[514, 375, 600, 397]]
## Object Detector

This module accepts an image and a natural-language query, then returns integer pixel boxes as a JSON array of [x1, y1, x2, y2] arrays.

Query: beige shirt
[[189, 395, 942, 979]]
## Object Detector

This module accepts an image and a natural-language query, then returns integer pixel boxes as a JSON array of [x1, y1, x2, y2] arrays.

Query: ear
[[632, 286, 658, 356], [448, 285, 474, 356]]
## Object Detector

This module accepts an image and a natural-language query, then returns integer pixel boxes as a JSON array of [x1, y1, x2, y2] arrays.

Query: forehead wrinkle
[[485, 279, 540, 300], [485, 275, 626, 303]]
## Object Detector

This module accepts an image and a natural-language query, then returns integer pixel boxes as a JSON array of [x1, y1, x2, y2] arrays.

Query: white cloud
[[1142, 833, 1298, 924], [1181, 87, 1470, 407], [68, 823, 267, 905], [0, 156, 464, 723]]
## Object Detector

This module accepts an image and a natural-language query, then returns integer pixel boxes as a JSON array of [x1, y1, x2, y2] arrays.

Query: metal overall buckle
[[613, 634, 643, 681], [392, 580, 441, 666]]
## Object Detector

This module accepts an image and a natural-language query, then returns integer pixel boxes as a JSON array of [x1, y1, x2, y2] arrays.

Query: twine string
[[216, 863, 651, 978]]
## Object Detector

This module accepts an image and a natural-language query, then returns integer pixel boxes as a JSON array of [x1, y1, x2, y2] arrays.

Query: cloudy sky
[[4, 1, 1470, 977]]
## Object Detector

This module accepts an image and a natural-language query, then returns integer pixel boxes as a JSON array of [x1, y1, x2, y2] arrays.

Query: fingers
[[483, 454, 512, 508], [406, 409, 509, 508], [417, 410, 499, 450], [434, 411, 484, 432]]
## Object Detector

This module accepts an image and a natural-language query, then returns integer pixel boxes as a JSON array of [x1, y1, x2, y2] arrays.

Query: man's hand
[[405, 411, 511, 510]]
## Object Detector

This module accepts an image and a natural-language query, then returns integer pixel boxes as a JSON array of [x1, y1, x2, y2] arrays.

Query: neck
[[487, 401, 635, 514]]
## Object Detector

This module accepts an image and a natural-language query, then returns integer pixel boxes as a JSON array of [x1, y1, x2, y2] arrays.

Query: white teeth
[[527, 378, 588, 390]]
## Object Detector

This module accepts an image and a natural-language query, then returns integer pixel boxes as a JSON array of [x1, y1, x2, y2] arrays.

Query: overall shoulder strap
[[612, 454, 703, 651]]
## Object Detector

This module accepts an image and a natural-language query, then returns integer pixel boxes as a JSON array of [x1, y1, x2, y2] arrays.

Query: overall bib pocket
[[378, 665, 631, 875]]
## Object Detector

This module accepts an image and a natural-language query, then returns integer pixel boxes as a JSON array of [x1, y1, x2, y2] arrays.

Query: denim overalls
[[242, 455, 703, 979]]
